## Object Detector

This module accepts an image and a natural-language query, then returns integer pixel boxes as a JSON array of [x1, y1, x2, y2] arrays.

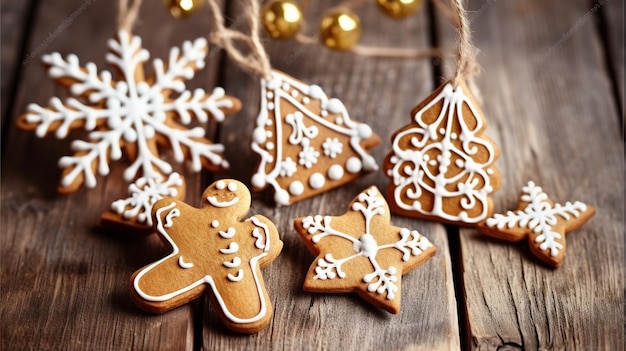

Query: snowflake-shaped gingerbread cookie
[[384, 81, 501, 225], [17, 31, 241, 194], [294, 186, 436, 313], [251, 70, 380, 206], [478, 181, 595, 267], [131, 179, 283, 333]]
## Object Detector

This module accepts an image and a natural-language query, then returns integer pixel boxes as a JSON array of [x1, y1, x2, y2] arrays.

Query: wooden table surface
[[1, 0, 624, 350]]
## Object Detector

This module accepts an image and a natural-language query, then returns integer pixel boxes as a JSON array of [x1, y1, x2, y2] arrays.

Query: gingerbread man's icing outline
[[132, 180, 276, 325]]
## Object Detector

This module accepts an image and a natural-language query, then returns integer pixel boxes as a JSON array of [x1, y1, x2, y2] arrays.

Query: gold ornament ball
[[261, 0, 303, 39], [319, 8, 362, 50], [376, 0, 424, 19], [164, 0, 204, 19]]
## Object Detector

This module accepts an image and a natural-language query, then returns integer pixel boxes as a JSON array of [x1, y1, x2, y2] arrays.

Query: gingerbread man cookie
[[384, 81, 501, 226], [478, 181, 595, 268], [130, 179, 283, 333], [294, 186, 436, 314]]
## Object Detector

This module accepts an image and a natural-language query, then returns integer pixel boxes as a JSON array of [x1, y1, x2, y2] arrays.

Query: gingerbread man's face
[[130, 179, 282, 333]]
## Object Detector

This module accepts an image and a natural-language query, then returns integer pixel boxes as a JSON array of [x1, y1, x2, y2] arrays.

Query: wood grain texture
[[0, 0, 34, 124], [0, 1, 224, 349], [602, 0, 624, 122], [438, 0, 625, 349], [201, 1, 460, 350]]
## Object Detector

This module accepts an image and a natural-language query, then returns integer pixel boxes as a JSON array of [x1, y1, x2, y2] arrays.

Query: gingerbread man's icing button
[[294, 186, 436, 314], [477, 181, 595, 268], [130, 179, 283, 333]]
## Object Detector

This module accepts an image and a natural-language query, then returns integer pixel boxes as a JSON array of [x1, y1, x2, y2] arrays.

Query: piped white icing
[[300, 187, 433, 301], [250, 70, 379, 206], [485, 181, 588, 257], [25, 31, 235, 190], [387, 83, 498, 223]]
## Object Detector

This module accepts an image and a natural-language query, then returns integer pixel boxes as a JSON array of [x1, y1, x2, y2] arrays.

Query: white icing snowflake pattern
[[19, 31, 239, 193], [301, 187, 433, 301], [322, 137, 343, 159], [111, 172, 183, 226], [386, 82, 499, 224], [298, 138, 320, 169], [279, 157, 297, 177], [485, 181, 588, 257]]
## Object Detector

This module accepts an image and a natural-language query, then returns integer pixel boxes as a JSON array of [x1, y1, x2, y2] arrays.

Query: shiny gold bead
[[319, 8, 362, 50], [163, 0, 204, 19], [376, 0, 424, 19], [261, 0, 303, 39]]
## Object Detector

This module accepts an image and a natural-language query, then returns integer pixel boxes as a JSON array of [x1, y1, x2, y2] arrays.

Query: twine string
[[450, 0, 481, 99], [206, 0, 273, 79], [118, 0, 142, 32]]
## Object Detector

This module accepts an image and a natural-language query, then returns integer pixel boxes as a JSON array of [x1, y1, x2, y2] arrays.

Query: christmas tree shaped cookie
[[17, 31, 241, 194], [384, 81, 501, 225], [131, 179, 283, 333], [251, 70, 380, 206], [294, 186, 436, 313], [478, 181, 595, 267]]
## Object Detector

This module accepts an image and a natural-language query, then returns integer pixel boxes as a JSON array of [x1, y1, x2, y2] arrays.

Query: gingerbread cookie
[[251, 70, 380, 206], [384, 81, 501, 225], [130, 179, 283, 333], [99, 172, 186, 235], [294, 186, 436, 314], [17, 31, 241, 194], [478, 181, 595, 268]]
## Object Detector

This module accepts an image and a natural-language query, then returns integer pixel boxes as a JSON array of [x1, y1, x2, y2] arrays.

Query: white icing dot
[[451, 132, 458, 139], [291, 90, 299, 98], [321, 110, 328, 117], [266, 119, 273, 126], [216, 180, 226, 190], [326, 98, 344, 113], [455, 159, 465, 168], [267, 142, 275, 150], [487, 168, 494, 175], [268, 102, 275, 111], [346, 157, 362, 174], [274, 189, 290, 206], [267, 91, 274, 99], [252, 127, 267, 144], [228, 182, 237, 191], [251, 173, 266, 188], [266, 130, 273, 138], [309, 173, 325, 189], [439, 128, 446, 135], [282, 83, 290, 90], [302, 97, 310, 104], [211, 220, 219, 228], [335, 117, 343, 125], [327, 164, 344, 180], [357, 123, 372, 138], [289, 181, 304, 196], [308, 85, 324, 98]]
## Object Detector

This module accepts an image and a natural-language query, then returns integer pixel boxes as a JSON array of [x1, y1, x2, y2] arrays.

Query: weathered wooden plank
[[202, 1, 460, 349], [0, 1, 224, 349], [0, 0, 35, 125], [602, 0, 624, 123], [436, 0, 624, 349]]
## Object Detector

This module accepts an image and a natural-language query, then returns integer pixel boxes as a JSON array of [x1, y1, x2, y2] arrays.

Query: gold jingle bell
[[376, 0, 424, 19], [261, 0, 303, 39], [164, 0, 204, 19], [319, 8, 362, 50]]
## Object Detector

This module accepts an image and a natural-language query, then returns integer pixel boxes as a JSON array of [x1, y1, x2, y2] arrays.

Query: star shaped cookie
[[294, 186, 436, 313], [478, 181, 595, 267], [130, 179, 283, 333]]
